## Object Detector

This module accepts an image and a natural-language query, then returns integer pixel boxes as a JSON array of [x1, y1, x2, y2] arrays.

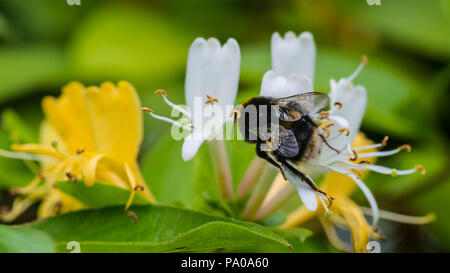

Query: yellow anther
[[141, 107, 153, 113], [230, 109, 241, 119], [358, 159, 371, 165], [414, 165, 426, 175], [318, 111, 330, 121], [205, 94, 219, 105], [154, 89, 167, 96], [351, 168, 362, 179], [338, 127, 350, 136], [381, 136, 389, 148], [397, 144, 411, 152], [349, 149, 358, 161], [334, 102, 343, 109], [127, 210, 138, 224], [65, 172, 78, 182], [362, 55, 368, 65], [76, 149, 85, 155]]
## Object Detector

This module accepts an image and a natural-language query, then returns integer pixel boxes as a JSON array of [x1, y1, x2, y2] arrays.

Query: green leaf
[[0, 225, 55, 253], [140, 129, 196, 207], [340, 0, 450, 59], [55, 181, 151, 209], [0, 45, 65, 103], [0, 129, 33, 189], [68, 4, 188, 83], [29, 205, 292, 253], [2, 108, 38, 143]]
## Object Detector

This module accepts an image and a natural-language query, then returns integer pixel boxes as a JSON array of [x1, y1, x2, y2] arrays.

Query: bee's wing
[[274, 92, 330, 121], [272, 127, 299, 158]]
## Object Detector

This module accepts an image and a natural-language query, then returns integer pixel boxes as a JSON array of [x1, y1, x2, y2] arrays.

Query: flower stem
[[241, 163, 278, 220], [254, 183, 296, 220], [237, 156, 266, 199], [208, 140, 233, 199]]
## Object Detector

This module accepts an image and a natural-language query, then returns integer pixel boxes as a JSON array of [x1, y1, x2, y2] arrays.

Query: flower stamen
[[142, 108, 193, 130], [334, 102, 343, 109], [338, 127, 350, 137], [414, 165, 426, 175], [205, 94, 219, 105], [127, 210, 138, 224], [65, 172, 78, 182], [347, 55, 367, 82], [134, 185, 144, 192]]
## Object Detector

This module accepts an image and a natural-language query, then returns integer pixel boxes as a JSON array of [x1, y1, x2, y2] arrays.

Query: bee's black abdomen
[[288, 118, 316, 162]]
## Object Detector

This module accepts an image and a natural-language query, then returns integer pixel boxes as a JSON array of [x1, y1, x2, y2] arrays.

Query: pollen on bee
[[397, 144, 412, 152], [134, 185, 144, 192], [154, 89, 167, 96], [414, 165, 426, 175], [338, 127, 350, 137], [141, 107, 153, 113]]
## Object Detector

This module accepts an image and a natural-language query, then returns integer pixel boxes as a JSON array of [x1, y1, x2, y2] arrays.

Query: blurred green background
[[0, 0, 449, 252]]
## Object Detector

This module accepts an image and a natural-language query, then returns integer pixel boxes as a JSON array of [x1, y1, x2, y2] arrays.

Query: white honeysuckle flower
[[260, 31, 316, 98], [302, 58, 425, 224], [145, 37, 241, 161]]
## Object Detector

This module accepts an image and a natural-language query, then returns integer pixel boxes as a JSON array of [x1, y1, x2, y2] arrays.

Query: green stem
[[237, 156, 266, 199], [254, 183, 296, 220], [208, 140, 233, 199], [241, 163, 278, 220]]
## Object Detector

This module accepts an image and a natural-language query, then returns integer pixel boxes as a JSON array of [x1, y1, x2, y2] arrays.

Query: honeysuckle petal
[[41, 82, 97, 154], [185, 37, 240, 119], [259, 70, 313, 98], [182, 130, 207, 161], [271, 31, 316, 82], [85, 81, 143, 163], [329, 79, 367, 142]]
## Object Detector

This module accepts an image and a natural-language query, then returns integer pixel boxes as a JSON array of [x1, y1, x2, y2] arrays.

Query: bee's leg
[[257, 145, 288, 180], [285, 160, 335, 207], [319, 133, 340, 154]]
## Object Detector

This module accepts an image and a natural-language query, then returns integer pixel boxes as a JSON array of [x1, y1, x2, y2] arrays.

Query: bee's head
[[234, 96, 276, 143]]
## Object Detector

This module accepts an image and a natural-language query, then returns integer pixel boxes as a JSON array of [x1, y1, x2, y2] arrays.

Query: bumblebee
[[233, 92, 338, 207]]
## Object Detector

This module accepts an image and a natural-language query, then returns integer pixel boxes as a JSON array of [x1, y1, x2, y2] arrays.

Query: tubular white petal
[[182, 130, 207, 161], [271, 31, 316, 84], [260, 71, 313, 98], [281, 164, 318, 211], [347, 173, 379, 225], [185, 37, 240, 125]]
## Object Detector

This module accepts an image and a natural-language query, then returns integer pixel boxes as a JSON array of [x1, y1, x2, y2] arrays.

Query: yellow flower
[[0, 81, 155, 221]]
